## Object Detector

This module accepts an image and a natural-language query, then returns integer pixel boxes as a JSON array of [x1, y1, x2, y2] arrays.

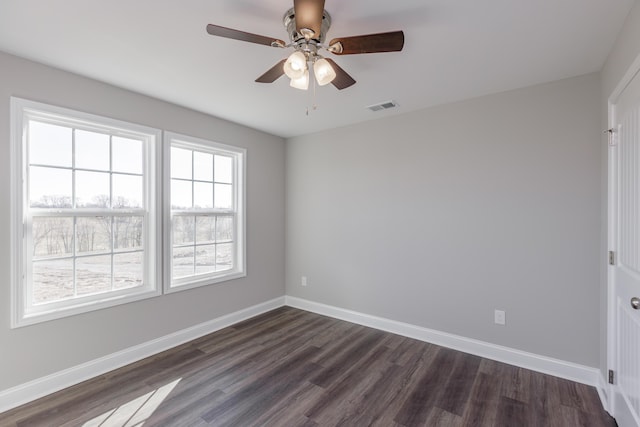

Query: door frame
[[607, 51, 640, 417]]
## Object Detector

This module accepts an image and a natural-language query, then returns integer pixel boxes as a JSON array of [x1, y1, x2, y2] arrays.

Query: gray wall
[[600, 0, 640, 377], [286, 73, 602, 367], [0, 51, 286, 390]]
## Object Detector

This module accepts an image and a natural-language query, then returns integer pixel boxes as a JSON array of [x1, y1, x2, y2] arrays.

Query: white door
[[609, 62, 640, 427]]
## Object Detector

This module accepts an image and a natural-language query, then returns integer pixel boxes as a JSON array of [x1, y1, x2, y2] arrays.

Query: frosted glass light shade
[[313, 58, 336, 86], [284, 51, 307, 79], [290, 69, 309, 90]]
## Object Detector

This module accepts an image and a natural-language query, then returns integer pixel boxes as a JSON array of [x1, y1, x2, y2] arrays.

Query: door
[[609, 63, 640, 427]]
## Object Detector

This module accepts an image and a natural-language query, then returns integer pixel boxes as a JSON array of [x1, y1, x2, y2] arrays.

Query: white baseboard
[[1, 295, 609, 415], [0, 296, 285, 413], [285, 296, 605, 392]]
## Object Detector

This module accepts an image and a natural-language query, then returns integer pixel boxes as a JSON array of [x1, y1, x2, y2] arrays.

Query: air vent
[[366, 100, 398, 112]]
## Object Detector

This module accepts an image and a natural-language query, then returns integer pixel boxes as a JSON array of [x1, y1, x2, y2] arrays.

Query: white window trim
[[10, 97, 162, 328], [163, 131, 246, 294]]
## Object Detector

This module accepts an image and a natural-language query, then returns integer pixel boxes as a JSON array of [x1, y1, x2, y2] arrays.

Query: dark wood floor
[[0, 307, 616, 426]]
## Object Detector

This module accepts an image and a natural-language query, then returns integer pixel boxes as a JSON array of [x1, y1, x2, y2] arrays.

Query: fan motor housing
[[283, 7, 332, 44]]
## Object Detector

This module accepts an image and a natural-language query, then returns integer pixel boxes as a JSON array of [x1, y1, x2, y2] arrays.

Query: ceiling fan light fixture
[[206, 4, 405, 92], [290, 69, 310, 90], [313, 57, 336, 86], [284, 51, 307, 79]]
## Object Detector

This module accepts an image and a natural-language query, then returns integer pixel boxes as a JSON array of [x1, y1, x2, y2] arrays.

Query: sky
[[28, 120, 235, 210]]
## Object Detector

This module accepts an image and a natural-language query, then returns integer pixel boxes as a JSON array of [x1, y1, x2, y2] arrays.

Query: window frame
[[163, 132, 246, 293], [10, 97, 162, 328]]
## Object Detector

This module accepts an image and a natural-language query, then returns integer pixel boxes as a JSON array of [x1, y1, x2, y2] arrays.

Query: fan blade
[[325, 59, 356, 90], [328, 31, 404, 55], [206, 24, 285, 48], [293, 0, 325, 39], [255, 59, 286, 83]]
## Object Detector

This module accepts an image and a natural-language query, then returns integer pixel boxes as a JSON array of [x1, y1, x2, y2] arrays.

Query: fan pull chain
[[312, 72, 318, 111], [306, 68, 319, 116]]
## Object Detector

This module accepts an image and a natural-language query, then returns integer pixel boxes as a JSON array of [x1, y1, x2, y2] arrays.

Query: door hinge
[[609, 251, 615, 266], [609, 369, 614, 384]]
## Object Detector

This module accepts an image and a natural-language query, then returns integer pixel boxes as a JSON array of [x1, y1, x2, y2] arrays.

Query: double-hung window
[[10, 99, 246, 328], [164, 132, 246, 292], [11, 98, 161, 327]]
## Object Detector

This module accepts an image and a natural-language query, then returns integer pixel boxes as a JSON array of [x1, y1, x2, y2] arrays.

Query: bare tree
[[32, 219, 52, 256], [34, 195, 72, 208], [77, 218, 97, 252], [34, 217, 73, 256], [92, 194, 110, 208]]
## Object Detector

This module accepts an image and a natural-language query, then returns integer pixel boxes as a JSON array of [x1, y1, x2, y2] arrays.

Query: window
[[10, 98, 161, 327], [164, 132, 246, 292], [10, 100, 246, 327]]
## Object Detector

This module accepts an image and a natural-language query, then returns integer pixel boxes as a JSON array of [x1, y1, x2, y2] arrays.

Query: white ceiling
[[0, 0, 635, 138]]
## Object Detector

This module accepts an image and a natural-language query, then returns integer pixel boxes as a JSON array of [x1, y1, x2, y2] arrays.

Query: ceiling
[[0, 0, 635, 138]]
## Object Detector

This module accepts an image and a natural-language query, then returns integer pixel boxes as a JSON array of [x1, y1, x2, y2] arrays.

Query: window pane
[[171, 147, 192, 180], [171, 179, 192, 209], [194, 182, 213, 209], [32, 217, 74, 258], [76, 255, 112, 296], [112, 137, 142, 174], [113, 174, 142, 208], [114, 216, 143, 250], [194, 151, 213, 181], [196, 216, 216, 244], [173, 216, 195, 245], [75, 130, 110, 171], [76, 171, 110, 208], [29, 121, 72, 167], [214, 183, 233, 209], [77, 217, 111, 254], [33, 258, 74, 304], [214, 155, 233, 184], [30, 166, 72, 208], [216, 216, 233, 242], [114, 251, 143, 289], [173, 246, 194, 278], [216, 243, 233, 272], [195, 245, 216, 275]]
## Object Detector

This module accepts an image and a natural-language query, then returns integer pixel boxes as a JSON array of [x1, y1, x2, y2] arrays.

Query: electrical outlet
[[494, 309, 506, 325], [301, 276, 307, 287]]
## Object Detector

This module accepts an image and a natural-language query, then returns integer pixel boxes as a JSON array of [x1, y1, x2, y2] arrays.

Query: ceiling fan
[[206, 0, 404, 91]]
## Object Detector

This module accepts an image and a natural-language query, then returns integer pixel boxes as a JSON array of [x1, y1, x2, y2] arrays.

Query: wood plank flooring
[[0, 307, 616, 426]]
